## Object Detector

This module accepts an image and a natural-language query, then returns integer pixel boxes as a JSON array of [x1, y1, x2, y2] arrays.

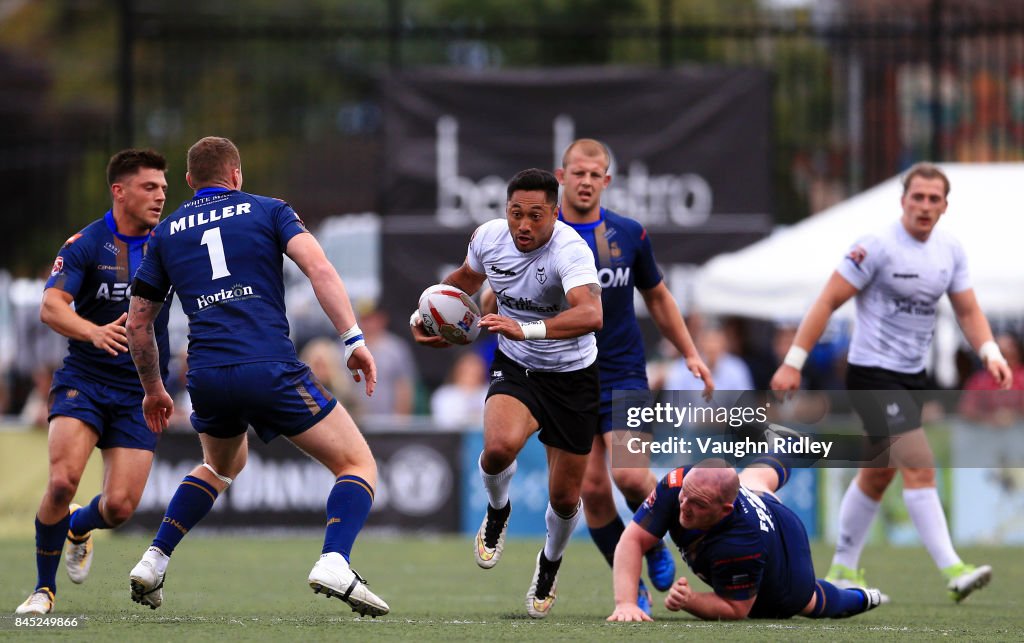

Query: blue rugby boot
[[645, 540, 676, 592]]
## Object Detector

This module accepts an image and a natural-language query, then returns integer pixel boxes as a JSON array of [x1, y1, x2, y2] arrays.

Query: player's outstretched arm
[[286, 232, 377, 394], [607, 522, 658, 622], [770, 271, 858, 393], [641, 282, 714, 399], [949, 289, 1013, 389], [41, 288, 128, 356]]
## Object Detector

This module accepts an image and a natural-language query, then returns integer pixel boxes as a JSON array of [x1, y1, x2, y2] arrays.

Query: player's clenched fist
[[664, 576, 694, 611]]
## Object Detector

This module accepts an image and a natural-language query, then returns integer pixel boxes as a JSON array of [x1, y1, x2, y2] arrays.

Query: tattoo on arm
[[127, 296, 164, 387]]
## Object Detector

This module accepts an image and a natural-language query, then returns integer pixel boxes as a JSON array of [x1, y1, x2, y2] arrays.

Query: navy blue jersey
[[134, 187, 307, 370], [45, 211, 171, 390], [633, 467, 815, 618], [559, 208, 662, 386]]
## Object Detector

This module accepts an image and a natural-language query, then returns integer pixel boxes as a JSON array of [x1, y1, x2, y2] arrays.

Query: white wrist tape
[[340, 324, 366, 363], [979, 340, 1006, 364], [409, 309, 422, 327], [783, 345, 808, 371], [519, 320, 546, 340]]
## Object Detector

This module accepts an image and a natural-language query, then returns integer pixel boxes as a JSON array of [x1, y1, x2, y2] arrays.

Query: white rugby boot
[[129, 547, 168, 610], [308, 552, 389, 618], [65, 503, 94, 584]]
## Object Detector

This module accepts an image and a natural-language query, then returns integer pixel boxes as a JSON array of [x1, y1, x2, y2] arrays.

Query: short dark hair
[[902, 162, 950, 196], [506, 168, 559, 204], [187, 136, 241, 186], [106, 149, 166, 187]]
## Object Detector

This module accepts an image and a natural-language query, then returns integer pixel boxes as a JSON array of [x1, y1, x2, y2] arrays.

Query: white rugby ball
[[418, 284, 481, 345]]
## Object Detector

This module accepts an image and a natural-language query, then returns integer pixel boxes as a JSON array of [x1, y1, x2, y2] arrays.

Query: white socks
[[831, 482, 880, 569], [543, 500, 582, 563], [903, 487, 961, 570], [479, 453, 516, 510]]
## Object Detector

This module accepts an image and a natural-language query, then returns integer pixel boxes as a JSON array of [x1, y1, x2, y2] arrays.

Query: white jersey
[[467, 219, 599, 372], [837, 220, 970, 373]]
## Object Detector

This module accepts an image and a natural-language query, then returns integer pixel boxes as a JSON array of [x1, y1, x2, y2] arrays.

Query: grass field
[[3, 534, 1021, 641]]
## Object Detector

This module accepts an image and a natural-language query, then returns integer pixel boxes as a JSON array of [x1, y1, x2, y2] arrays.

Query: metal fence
[[3, 1, 1024, 272]]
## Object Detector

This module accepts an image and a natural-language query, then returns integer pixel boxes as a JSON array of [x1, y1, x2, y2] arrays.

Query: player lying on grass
[[608, 458, 883, 622]]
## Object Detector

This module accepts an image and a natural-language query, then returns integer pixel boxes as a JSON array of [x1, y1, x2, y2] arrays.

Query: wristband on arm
[[783, 345, 808, 371], [518, 320, 546, 340], [340, 325, 366, 363]]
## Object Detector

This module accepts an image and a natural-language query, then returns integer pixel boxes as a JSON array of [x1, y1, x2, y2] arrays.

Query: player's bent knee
[[102, 497, 137, 526], [901, 466, 936, 487], [46, 476, 81, 507], [549, 489, 582, 516], [611, 467, 653, 498]]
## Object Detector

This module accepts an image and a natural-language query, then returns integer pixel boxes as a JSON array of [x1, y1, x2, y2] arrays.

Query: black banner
[[127, 430, 461, 533], [380, 66, 773, 228]]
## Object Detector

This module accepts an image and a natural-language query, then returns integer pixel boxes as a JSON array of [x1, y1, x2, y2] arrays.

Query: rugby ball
[[418, 284, 481, 345]]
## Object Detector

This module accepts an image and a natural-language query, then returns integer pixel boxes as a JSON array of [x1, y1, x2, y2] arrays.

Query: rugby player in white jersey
[[771, 162, 1012, 603], [411, 168, 602, 618]]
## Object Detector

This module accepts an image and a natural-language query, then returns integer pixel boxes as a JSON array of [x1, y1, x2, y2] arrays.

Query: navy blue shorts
[[599, 376, 651, 435], [748, 493, 816, 619], [187, 361, 337, 444], [48, 370, 157, 451]]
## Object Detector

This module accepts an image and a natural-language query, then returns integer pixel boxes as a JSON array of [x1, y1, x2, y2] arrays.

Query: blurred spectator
[[665, 324, 753, 392], [430, 351, 488, 430], [958, 333, 1024, 428], [300, 336, 364, 422], [9, 275, 65, 428], [358, 305, 418, 417], [772, 324, 845, 391], [165, 347, 194, 431]]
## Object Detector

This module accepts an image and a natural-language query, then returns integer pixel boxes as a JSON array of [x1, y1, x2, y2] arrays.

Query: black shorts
[[846, 364, 927, 437], [486, 349, 600, 455]]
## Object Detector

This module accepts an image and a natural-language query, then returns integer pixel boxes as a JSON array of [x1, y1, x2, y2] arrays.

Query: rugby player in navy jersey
[[608, 459, 883, 622], [16, 150, 173, 615], [556, 139, 713, 612], [123, 137, 388, 617]]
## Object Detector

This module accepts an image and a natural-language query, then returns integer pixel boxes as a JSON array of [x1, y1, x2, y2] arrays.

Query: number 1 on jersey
[[200, 227, 231, 279]]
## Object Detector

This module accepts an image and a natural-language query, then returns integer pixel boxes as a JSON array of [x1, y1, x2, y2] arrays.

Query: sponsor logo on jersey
[[597, 266, 631, 288], [96, 264, 121, 272], [846, 244, 868, 270], [494, 289, 559, 314], [66, 389, 78, 399], [892, 272, 919, 279], [489, 265, 517, 276], [96, 282, 131, 301], [104, 241, 120, 255], [892, 297, 936, 316], [50, 256, 64, 276], [667, 467, 685, 488], [535, 266, 547, 284], [490, 369, 504, 382], [195, 283, 257, 310]]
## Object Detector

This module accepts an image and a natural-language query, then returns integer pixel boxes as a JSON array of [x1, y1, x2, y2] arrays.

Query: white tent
[[693, 163, 1024, 321]]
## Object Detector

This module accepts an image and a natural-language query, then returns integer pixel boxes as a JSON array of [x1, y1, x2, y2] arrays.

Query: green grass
[[3, 534, 1021, 640]]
